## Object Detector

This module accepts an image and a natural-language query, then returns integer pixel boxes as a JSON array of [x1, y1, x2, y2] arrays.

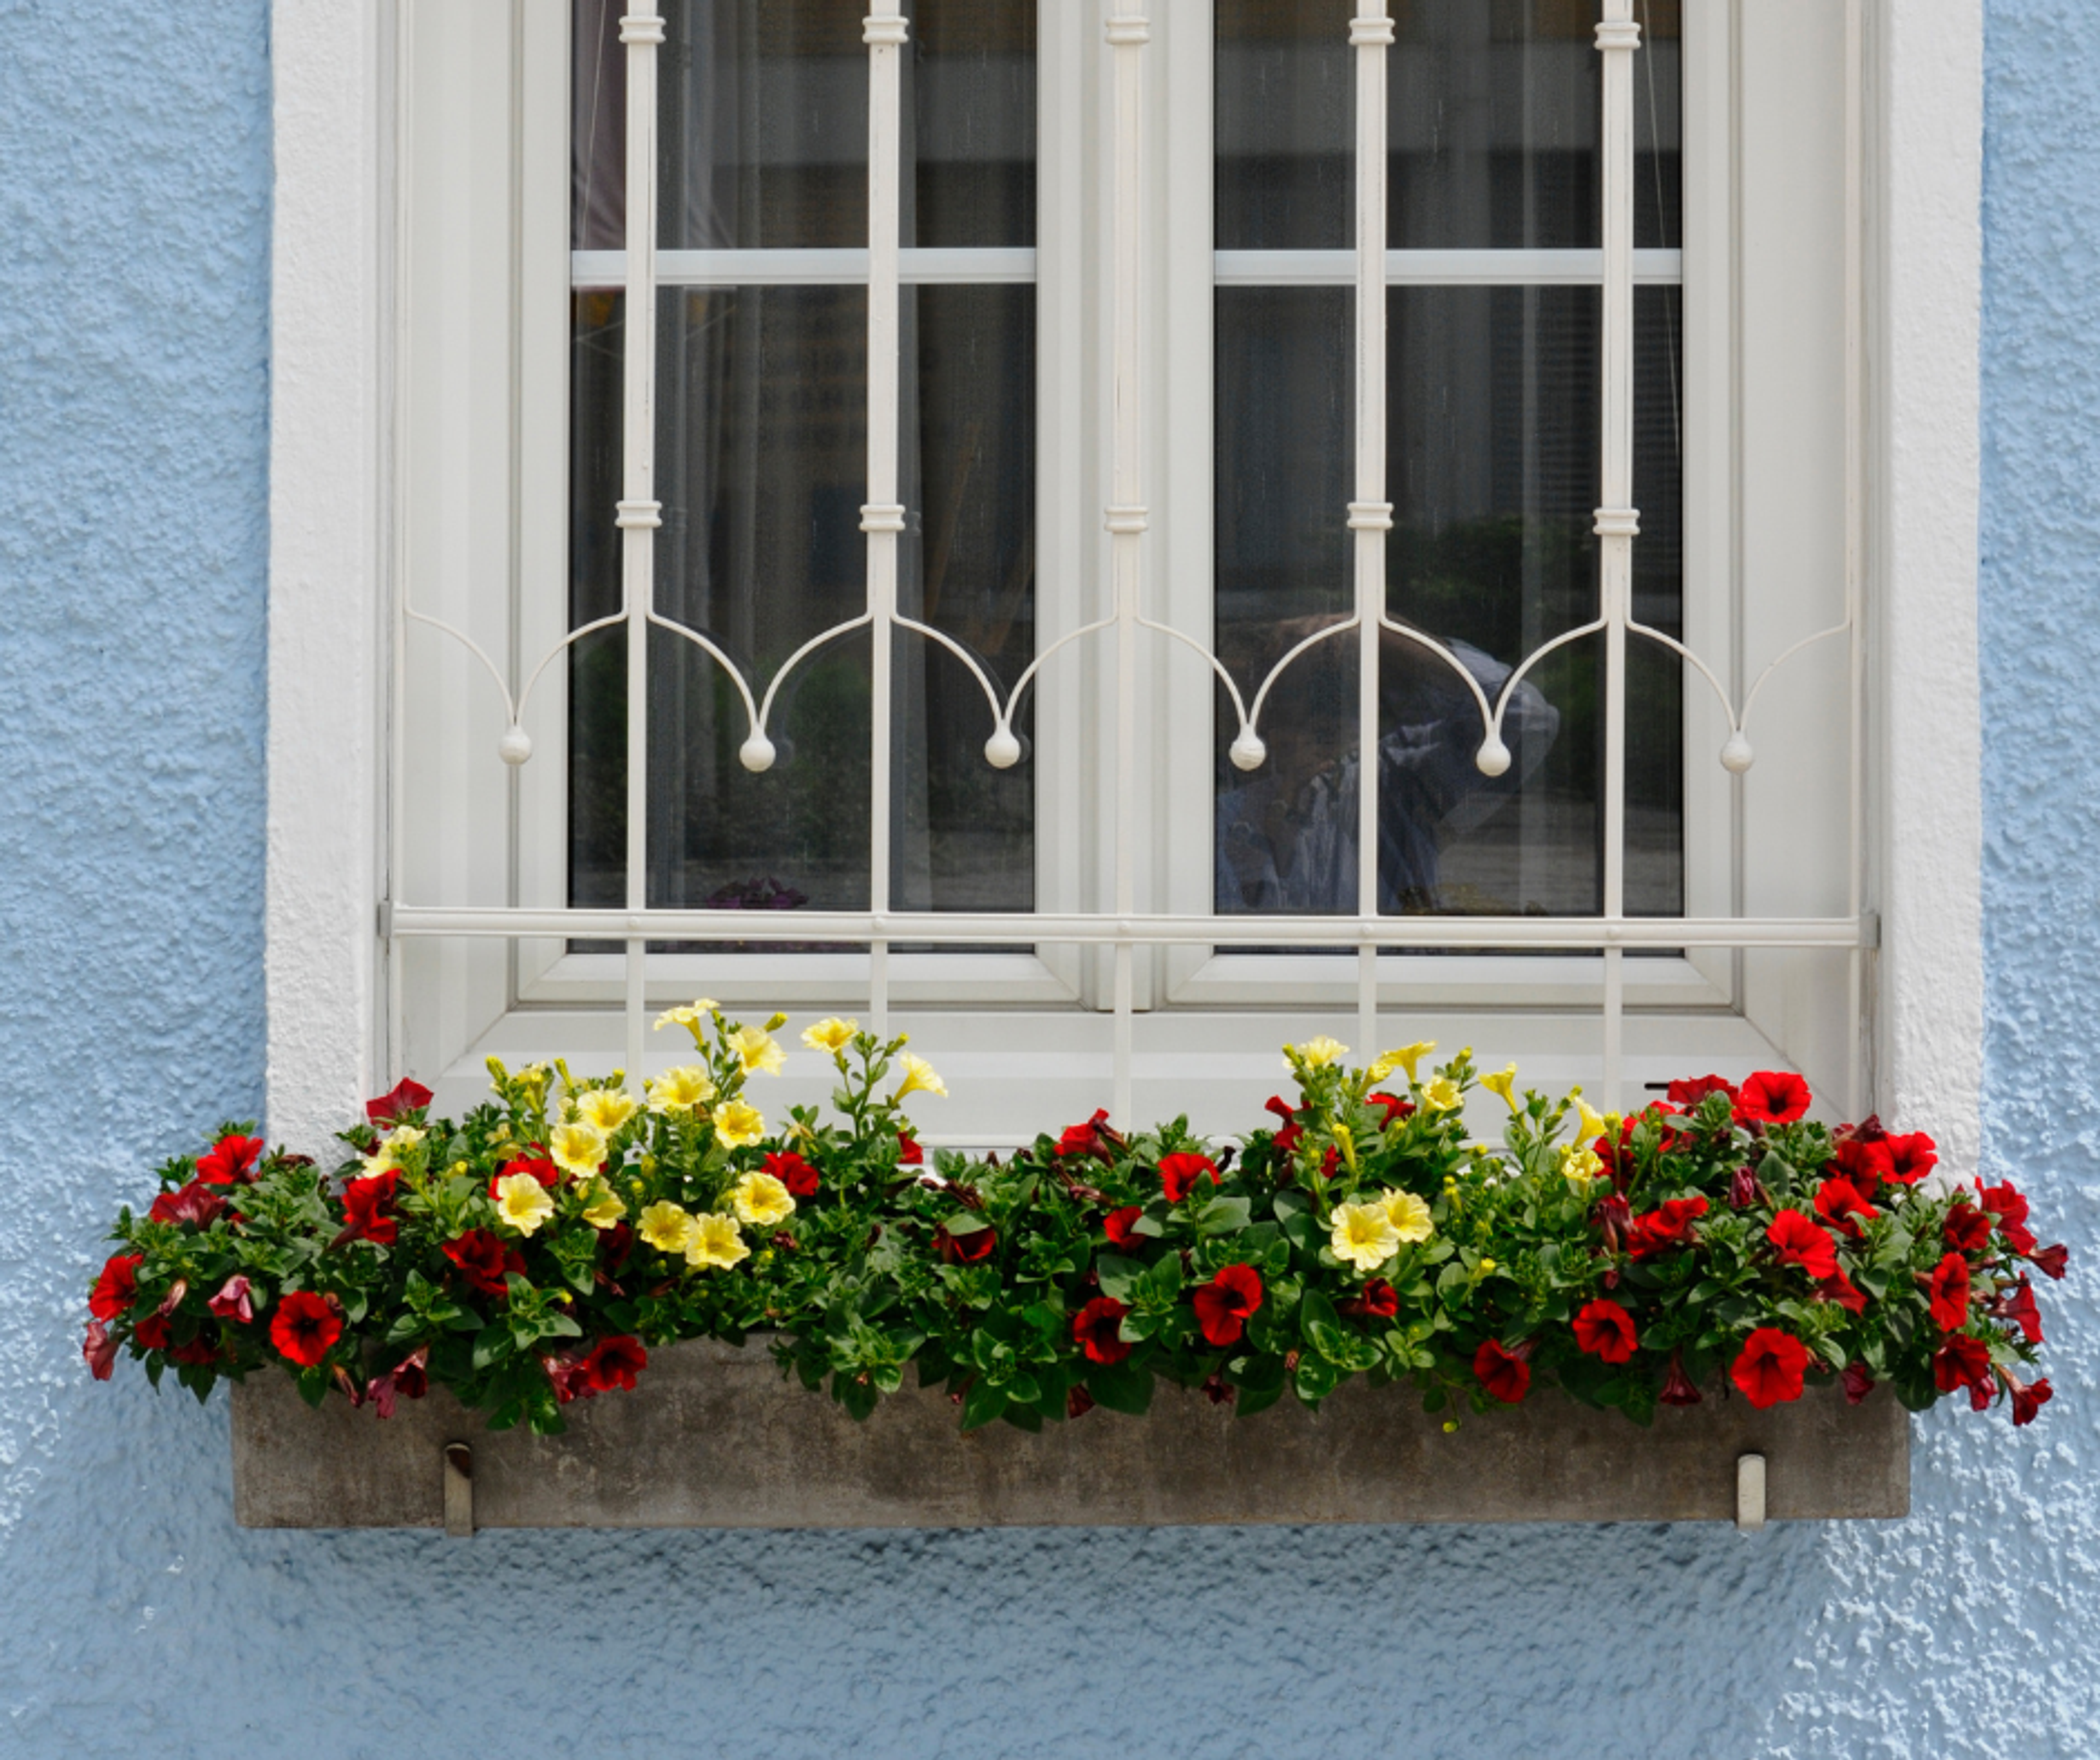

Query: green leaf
[[1193, 1196, 1252, 1237], [959, 1377, 1009, 1431], [1087, 1359, 1154, 1416], [1094, 1253, 1148, 1302]]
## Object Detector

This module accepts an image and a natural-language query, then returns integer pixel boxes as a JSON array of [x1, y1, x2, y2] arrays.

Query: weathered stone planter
[[230, 1339, 1910, 1530]]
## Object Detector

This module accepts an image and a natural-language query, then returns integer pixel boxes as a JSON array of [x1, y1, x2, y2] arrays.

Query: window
[[269, 0, 1982, 1156]]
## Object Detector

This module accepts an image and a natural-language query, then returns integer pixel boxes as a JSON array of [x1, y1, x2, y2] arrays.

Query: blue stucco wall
[[2, 2, 2097, 1755]]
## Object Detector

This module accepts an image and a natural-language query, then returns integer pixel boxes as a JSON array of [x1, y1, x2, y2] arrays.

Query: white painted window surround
[[266, 1, 1981, 1160]]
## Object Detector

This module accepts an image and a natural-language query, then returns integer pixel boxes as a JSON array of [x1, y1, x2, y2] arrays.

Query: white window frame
[[266, 0, 1982, 1163]]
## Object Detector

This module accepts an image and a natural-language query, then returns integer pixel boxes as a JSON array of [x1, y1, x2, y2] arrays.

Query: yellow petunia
[[638, 1201, 694, 1255], [646, 1065, 716, 1115], [1379, 1188, 1433, 1243], [1329, 1201, 1402, 1273], [685, 1210, 749, 1271], [1289, 1035, 1349, 1069], [1574, 1097, 1609, 1143], [1369, 1040, 1438, 1085], [575, 1086, 638, 1134], [1558, 1144, 1605, 1186], [384, 1125, 427, 1153], [1481, 1065, 1520, 1112], [493, 1172, 556, 1236], [1422, 1076, 1462, 1111], [802, 1016, 858, 1055], [548, 1119, 608, 1178], [892, 1052, 947, 1102], [727, 1024, 785, 1077], [711, 1099, 766, 1149], [731, 1171, 796, 1228], [579, 1180, 626, 1230], [654, 999, 718, 1032]]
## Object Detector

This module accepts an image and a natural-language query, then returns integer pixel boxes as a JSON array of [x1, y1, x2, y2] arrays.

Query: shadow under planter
[[230, 1338, 1910, 1530]]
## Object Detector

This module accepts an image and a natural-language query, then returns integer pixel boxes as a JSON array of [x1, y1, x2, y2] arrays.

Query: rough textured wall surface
[[0, 2, 2093, 1756]]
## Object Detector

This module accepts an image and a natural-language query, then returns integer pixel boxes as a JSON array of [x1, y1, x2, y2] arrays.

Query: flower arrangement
[[86, 1006, 2064, 1439]]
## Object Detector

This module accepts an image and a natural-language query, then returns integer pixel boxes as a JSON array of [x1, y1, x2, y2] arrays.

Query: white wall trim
[[1873, 0, 1984, 1170], [266, 0, 389, 1147]]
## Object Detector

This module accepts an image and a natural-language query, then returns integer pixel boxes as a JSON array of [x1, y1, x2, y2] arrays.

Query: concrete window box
[[230, 1339, 1909, 1531]]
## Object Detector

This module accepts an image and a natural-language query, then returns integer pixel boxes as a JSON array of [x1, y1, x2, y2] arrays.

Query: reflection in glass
[[1215, 0, 1353, 252]]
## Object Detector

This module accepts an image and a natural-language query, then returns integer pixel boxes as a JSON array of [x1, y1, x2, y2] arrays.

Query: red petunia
[[585, 1335, 648, 1393], [1735, 1071, 1811, 1125], [898, 1131, 923, 1166], [444, 1229, 524, 1299], [1264, 1096, 1306, 1157], [1473, 1339, 1532, 1404], [2028, 1241, 2069, 1280], [392, 1346, 430, 1401], [1066, 1385, 1096, 1420], [1627, 1196, 1709, 1258], [1360, 1278, 1399, 1320], [1832, 1136, 1894, 1191], [1813, 1176, 1879, 1240], [1072, 1296, 1132, 1365], [1103, 1206, 1145, 1248], [1572, 1297, 1638, 1365], [270, 1290, 343, 1367], [1766, 1208, 1839, 1280], [1057, 1109, 1115, 1162], [2001, 1277, 2044, 1345], [1817, 1265, 1869, 1314], [1367, 1092, 1415, 1128], [1926, 1252, 1970, 1331], [1882, 1132, 1938, 1186], [168, 1338, 218, 1367], [2010, 1375, 2054, 1426], [207, 1274, 255, 1324], [1841, 1360, 1877, 1405], [1158, 1152, 1220, 1203], [762, 1150, 820, 1199], [488, 1156, 559, 1199], [131, 1313, 170, 1351], [1942, 1201, 1992, 1253], [1666, 1074, 1739, 1107], [89, 1254, 142, 1320], [340, 1171, 401, 1246], [1730, 1327, 1809, 1408], [1728, 1165, 1761, 1209], [149, 1178, 226, 1229], [83, 1319, 118, 1381], [196, 1134, 265, 1186], [365, 1077, 434, 1126], [1979, 1180, 2037, 1254], [1659, 1350, 1702, 1406], [934, 1223, 996, 1265], [1191, 1264, 1264, 1347], [1934, 1335, 1994, 1410]]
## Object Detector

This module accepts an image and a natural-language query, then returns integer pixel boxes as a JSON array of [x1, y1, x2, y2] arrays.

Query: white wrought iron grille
[[389, 0, 1871, 1124]]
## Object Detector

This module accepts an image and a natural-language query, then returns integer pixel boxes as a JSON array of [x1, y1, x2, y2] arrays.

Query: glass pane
[[573, 0, 626, 250], [1215, 0, 1353, 252], [657, 0, 870, 249], [1213, 287, 1357, 914], [1634, 0, 1682, 251], [904, 0, 1036, 249]]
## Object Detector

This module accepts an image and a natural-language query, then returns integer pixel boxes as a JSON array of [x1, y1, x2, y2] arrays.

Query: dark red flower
[[365, 1077, 434, 1126], [1766, 1208, 1839, 1280], [1360, 1278, 1399, 1320], [2010, 1375, 2054, 1426], [1103, 1206, 1145, 1248], [934, 1223, 995, 1265], [1934, 1335, 1993, 1408], [393, 1346, 429, 1401], [168, 1337, 218, 1367], [488, 1156, 559, 1199], [1628, 1196, 1710, 1258], [1057, 1108, 1115, 1162], [585, 1335, 648, 1393], [149, 1178, 226, 1229], [1264, 1097, 1306, 1157], [1066, 1384, 1096, 1419], [207, 1274, 255, 1324], [1572, 1297, 1638, 1364], [444, 1229, 524, 1299], [1832, 1136, 1894, 1191], [1263, 1095, 1297, 1127], [1368, 1092, 1415, 1128], [131, 1313, 171, 1351], [1666, 1074, 1738, 1107], [898, 1131, 923, 1166], [1730, 1327, 1809, 1408], [543, 1351, 596, 1404], [762, 1149, 820, 1199], [2000, 1277, 2044, 1345], [1201, 1371, 1236, 1406], [1841, 1360, 1877, 1405], [1979, 1180, 2037, 1254], [83, 1319, 118, 1381], [1817, 1265, 1869, 1314], [1191, 1264, 1264, 1347], [196, 1134, 265, 1186], [1926, 1252, 1970, 1331], [1882, 1132, 1938, 1187], [340, 1171, 400, 1246], [1659, 1350, 1702, 1406], [1072, 1296, 1132, 1365], [1735, 1071, 1811, 1125], [1942, 1201, 1992, 1253], [1728, 1165, 1761, 1209], [89, 1254, 142, 1320], [270, 1291, 343, 1367], [1813, 1176, 1879, 1239], [1158, 1152, 1220, 1203], [1592, 1192, 1632, 1255], [1473, 1339, 1532, 1404], [2028, 1242, 2070, 1281]]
